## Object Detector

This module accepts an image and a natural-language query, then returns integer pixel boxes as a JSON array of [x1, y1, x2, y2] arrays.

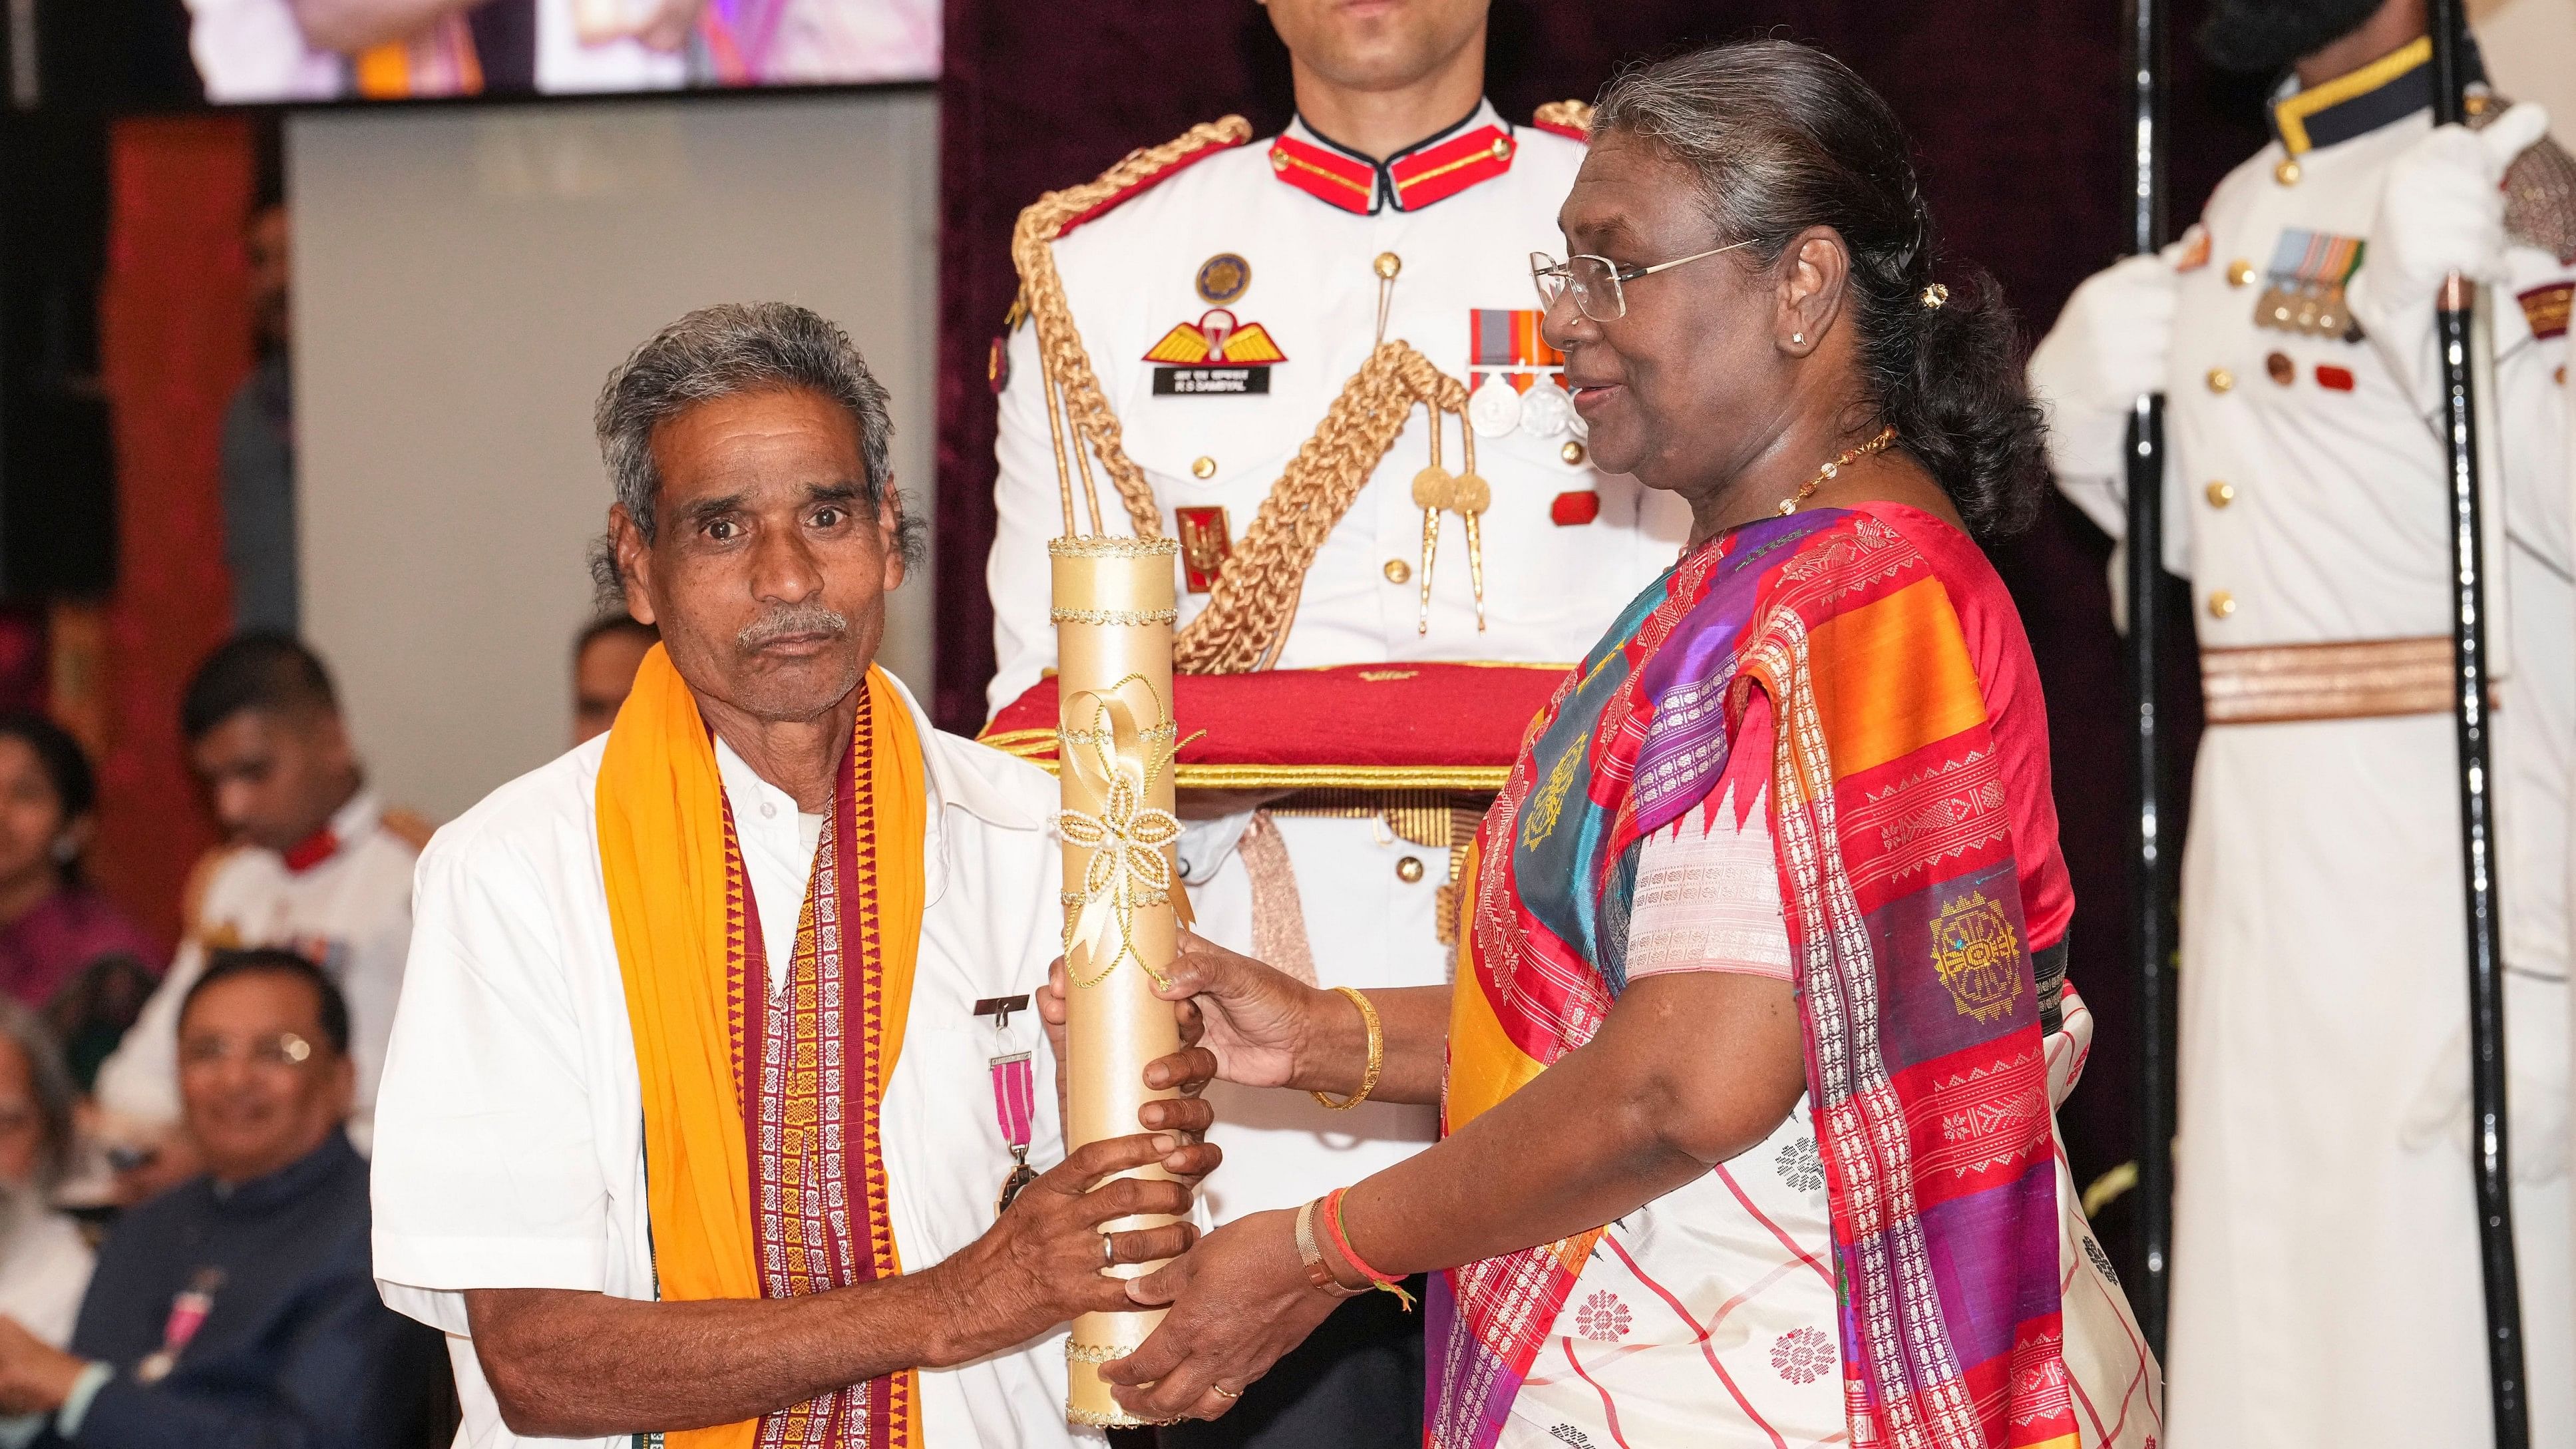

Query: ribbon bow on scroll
[[1058, 676, 1193, 988]]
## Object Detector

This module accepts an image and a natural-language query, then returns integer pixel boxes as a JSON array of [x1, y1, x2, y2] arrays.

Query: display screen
[[180, 0, 938, 103]]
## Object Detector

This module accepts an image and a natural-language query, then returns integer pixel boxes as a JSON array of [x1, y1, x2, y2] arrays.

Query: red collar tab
[[1389, 124, 1515, 210], [1270, 122, 1517, 215], [1268, 133, 1377, 214], [281, 828, 341, 875]]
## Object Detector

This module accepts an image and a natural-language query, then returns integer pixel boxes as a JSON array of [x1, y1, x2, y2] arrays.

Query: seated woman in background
[[0, 716, 160, 1022], [1082, 41, 2159, 1448]]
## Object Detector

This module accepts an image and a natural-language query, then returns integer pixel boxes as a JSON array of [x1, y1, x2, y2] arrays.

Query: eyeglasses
[[179, 1032, 315, 1071], [1531, 241, 1752, 323]]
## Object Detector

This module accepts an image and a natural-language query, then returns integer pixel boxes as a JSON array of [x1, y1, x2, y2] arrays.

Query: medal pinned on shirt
[[2253, 229, 2366, 341], [976, 994, 1039, 1215], [1466, 309, 1574, 438], [136, 1267, 224, 1384]]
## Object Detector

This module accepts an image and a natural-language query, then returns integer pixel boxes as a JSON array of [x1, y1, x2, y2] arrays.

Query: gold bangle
[[1310, 985, 1383, 1111], [1294, 1197, 1366, 1298]]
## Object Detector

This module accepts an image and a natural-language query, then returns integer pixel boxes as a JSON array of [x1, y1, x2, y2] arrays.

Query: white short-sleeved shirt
[[370, 678, 1089, 1449]]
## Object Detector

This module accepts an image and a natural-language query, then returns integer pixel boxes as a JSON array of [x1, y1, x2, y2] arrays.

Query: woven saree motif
[[1433, 508, 2072, 1449], [725, 686, 910, 1449]]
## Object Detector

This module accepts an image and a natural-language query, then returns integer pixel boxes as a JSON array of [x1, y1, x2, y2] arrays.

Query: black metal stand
[[2117, 0, 2173, 1362], [2428, 3, 2527, 1442]]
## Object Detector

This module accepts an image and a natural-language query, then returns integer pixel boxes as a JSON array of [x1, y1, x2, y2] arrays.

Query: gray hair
[[588, 302, 925, 606], [1588, 41, 2048, 538], [0, 1000, 75, 1191]]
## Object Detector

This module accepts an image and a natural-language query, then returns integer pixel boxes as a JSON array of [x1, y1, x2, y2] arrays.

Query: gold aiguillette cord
[[1407, 401, 1487, 635]]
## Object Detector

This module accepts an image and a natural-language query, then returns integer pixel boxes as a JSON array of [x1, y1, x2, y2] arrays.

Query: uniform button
[[2207, 589, 2237, 619], [2265, 351, 2295, 386], [2205, 480, 2235, 509], [761, 801, 777, 818], [1395, 855, 1426, 884], [1383, 558, 1412, 584], [2227, 259, 2256, 288], [1560, 441, 1586, 466], [2206, 367, 2235, 394], [1374, 252, 1402, 280], [2275, 158, 2301, 186], [1191, 456, 1216, 479]]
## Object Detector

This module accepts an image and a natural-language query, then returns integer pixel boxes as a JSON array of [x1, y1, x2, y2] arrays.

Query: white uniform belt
[[2200, 635, 2487, 725]]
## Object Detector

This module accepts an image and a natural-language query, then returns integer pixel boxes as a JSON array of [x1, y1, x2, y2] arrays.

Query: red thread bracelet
[[1324, 1187, 1402, 1287]]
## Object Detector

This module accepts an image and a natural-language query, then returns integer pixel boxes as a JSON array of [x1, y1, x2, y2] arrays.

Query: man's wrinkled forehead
[[646, 387, 871, 522]]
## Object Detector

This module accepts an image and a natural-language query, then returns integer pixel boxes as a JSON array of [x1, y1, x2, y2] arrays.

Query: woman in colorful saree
[[1079, 38, 2161, 1449]]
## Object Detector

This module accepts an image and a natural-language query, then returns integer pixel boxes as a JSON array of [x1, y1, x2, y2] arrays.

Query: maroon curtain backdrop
[[935, 0, 2271, 1280]]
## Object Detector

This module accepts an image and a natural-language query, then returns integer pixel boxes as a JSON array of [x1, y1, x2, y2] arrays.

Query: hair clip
[[1919, 283, 1949, 310]]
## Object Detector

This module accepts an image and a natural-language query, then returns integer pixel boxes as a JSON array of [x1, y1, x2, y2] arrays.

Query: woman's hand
[[1038, 933, 1332, 1092], [1152, 934, 1336, 1090], [1100, 1209, 1342, 1422]]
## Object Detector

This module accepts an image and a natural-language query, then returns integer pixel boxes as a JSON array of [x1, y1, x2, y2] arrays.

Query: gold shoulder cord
[[1012, 120, 1480, 676]]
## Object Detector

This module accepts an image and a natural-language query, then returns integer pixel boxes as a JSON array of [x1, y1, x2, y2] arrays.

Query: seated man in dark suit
[[0, 947, 446, 1444]]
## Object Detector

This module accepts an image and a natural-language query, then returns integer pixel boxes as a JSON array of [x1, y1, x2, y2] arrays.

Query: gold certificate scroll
[[1050, 534, 1188, 1427]]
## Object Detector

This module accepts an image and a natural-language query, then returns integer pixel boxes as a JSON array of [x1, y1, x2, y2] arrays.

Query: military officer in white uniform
[[93, 636, 424, 1195], [2030, 1, 2576, 1442], [985, 1, 1686, 1441]]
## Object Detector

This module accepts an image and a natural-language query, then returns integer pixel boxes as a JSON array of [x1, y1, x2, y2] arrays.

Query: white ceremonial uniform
[[988, 100, 1691, 1224], [94, 789, 420, 1155], [2032, 51, 2576, 1449], [369, 678, 1090, 1449]]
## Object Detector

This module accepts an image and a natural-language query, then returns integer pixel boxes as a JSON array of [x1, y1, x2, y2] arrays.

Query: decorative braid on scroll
[[1013, 116, 1256, 540], [1176, 341, 1467, 674]]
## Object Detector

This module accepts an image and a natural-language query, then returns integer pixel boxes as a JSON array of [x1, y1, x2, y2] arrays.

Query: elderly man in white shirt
[[370, 302, 1218, 1448]]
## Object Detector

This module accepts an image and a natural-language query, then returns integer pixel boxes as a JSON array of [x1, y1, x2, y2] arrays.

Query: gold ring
[[1210, 1384, 1242, 1400]]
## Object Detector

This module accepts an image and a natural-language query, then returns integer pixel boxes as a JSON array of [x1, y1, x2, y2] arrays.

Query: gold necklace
[[1776, 425, 1899, 516]]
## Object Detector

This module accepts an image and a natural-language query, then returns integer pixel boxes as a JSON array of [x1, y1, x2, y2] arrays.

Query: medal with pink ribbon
[[136, 1267, 224, 1384], [975, 994, 1040, 1215]]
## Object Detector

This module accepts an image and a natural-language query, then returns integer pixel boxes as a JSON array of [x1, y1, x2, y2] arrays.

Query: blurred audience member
[[0, 1002, 90, 1347], [570, 614, 657, 745], [0, 718, 160, 1012], [220, 201, 297, 636], [93, 636, 424, 1197], [0, 950, 444, 1444]]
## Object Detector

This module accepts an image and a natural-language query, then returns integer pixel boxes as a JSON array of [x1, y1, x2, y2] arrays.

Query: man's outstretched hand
[[923, 1130, 1219, 1368]]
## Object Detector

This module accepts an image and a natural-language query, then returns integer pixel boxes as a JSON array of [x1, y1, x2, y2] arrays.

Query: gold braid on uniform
[[1177, 342, 1465, 674], [1013, 117, 1255, 540], [1012, 118, 1478, 675], [2469, 94, 2576, 264], [1531, 99, 1594, 137]]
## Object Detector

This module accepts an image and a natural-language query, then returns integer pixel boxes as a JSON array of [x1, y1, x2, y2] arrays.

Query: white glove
[[2029, 253, 2182, 424], [2351, 104, 2552, 317]]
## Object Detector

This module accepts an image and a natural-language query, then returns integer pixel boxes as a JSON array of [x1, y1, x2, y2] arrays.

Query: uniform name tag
[[1154, 366, 1270, 395]]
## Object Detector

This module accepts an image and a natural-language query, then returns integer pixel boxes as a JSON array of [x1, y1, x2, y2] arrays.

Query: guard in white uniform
[[94, 638, 424, 1175], [989, 104, 1689, 1201], [2030, 19, 2576, 1445], [986, 44, 1687, 1444]]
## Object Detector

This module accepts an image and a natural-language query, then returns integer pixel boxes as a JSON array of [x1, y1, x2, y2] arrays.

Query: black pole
[[2117, 0, 2172, 1361], [2426, 3, 2527, 1443]]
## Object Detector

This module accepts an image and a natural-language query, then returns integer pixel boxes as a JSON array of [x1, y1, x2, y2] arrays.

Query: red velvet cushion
[[978, 662, 1571, 789]]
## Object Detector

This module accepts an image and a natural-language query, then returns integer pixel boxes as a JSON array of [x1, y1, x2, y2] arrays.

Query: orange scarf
[[596, 648, 925, 1449]]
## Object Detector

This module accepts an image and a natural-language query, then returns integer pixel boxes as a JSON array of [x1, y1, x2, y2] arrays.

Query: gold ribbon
[[1057, 675, 1192, 988]]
